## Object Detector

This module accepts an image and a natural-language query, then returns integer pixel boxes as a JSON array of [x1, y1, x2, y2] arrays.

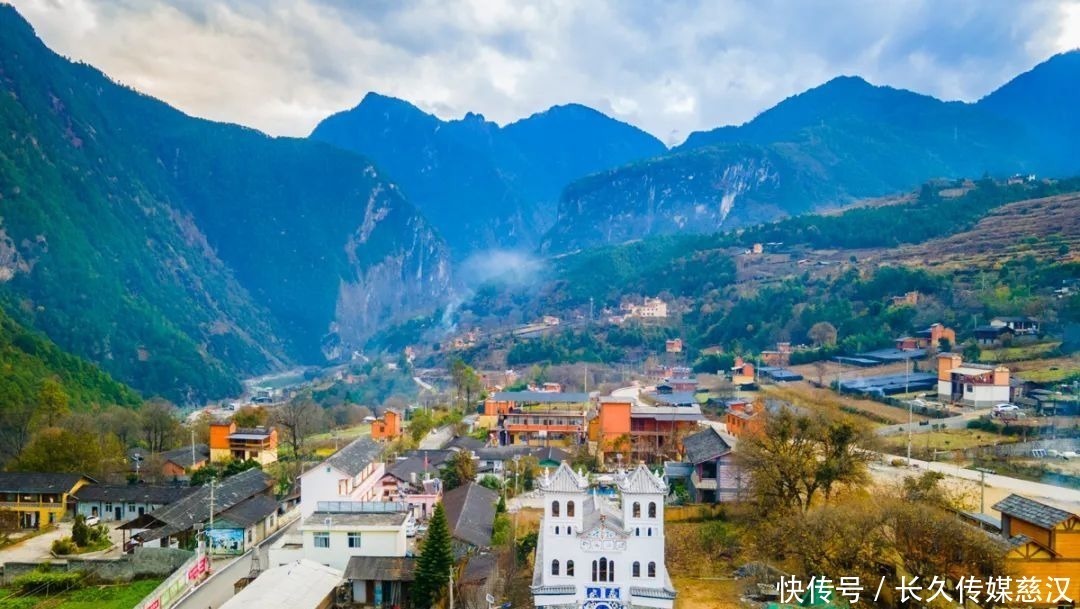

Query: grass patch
[[979, 341, 1060, 363], [0, 578, 162, 609], [880, 428, 1011, 452]]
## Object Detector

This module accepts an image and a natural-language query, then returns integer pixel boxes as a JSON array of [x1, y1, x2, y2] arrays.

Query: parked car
[[993, 403, 1019, 413]]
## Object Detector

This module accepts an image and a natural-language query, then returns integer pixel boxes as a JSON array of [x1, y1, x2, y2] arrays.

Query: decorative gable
[[617, 463, 667, 494], [540, 462, 589, 493]]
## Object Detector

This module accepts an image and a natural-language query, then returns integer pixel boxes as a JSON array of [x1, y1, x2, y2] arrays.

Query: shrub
[[51, 537, 76, 555], [11, 569, 84, 593], [71, 514, 90, 547]]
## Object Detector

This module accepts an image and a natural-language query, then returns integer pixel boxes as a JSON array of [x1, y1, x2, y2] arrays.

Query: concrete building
[[370, 409, 402, 442], [936, 353, 1010, 407], [209, 421, 278, 465], [271, 503, 410, 571], [681, 427, 740, 503], [491, 391, 592, 447], [299, 436, 384, 518], [591, 395, 703, 466], [220, 559, 343, 609], [531, 463, 676, 609]]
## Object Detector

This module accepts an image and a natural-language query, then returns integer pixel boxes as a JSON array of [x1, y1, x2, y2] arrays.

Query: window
[[648, 562, 656, 578], [648, 527, 653, 537], [566, 560, 574, 576], [635, 527, 640, 536], [648, 502, 656, 518], [567, 501, 575, 517], [555, 526, 560, 535], [552, 560, 560, 576], [338, 479, 350, 495], [592, 560, 597, 582], [313, 533, 330, 548], [348, 533, 361, 548], [105, 503, 112, 512], [599, 558, 608, 582], [633, 562, 641, 577], [128, 503, 137, 512], [632, 502, 640, 518], [247, 529, 253, 543], [551, 501, 560, 517]]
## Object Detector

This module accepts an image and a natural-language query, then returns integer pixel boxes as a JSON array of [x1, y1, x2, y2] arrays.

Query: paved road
[[876, 410, 983, 435], [0, 522, 71, 564], [419, 424, 454, 449], [174, 518, 298, 609]]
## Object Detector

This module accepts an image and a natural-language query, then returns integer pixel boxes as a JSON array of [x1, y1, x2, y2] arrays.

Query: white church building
[[531, 462, 676, 609]]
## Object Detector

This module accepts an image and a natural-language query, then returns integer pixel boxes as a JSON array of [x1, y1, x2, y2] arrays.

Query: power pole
[[906, 358, 912, 465], [975, 467, 994, 514], [448, 563, 455, 609], [208, 478, 215, 555]]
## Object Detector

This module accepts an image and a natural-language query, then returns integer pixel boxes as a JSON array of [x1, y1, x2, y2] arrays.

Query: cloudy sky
[[11, 0, 1080, 145]]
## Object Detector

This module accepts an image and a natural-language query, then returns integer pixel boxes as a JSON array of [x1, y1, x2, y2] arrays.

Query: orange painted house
[[725, 401, 763, 438], [209, 421, 278, 465], [992, 494, 1080, 607], [592, 396, 702, 464], [371, 409, 403, 441]]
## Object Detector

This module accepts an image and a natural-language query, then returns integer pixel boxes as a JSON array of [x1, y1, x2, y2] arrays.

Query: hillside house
[[371, 408, 402, 442], [730, 357, 756, 386], [270, 502, 410, 571], [936, 353, 1010, 407], [681, 427, 740, 503], [896, 323, 956, 351], [992, 494, 1079, 607], [591, 396, 703, 466], [974, 325, 1015, 347], [442, 482, 499, 554], [492, 391, 591, 447], [760, 342, 793, 366], [0, 472, 95, 530], [665, 338, 683, 353], [990, 316, 1040, 336], [725, 401, 763, 438], [890, 291, 920, 306], [209, 421, 278, 465]]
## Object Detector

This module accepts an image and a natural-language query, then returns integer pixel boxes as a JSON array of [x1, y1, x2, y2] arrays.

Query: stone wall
[[1, 547, 193, 584]]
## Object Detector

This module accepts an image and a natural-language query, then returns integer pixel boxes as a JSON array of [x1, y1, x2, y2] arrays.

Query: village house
[[665, 338, 683, 354], [221, 559, 343, 609], [299, 436, 385, 518], [379, 456, 442, 520], [730, 356, 756, 387], [936, 353, 1011, 407], [974, 325, 1015, 347], [475, 445, 572, 478], [991, 494, 1079, 607], [370, 408, 403, 442], [890, 290, 920, 306], [680, 427, 741, 503], [345, 555, 416, 608], [531, 463, 676, 609], [442, 482, 499, 555], [760, 342, 793, 366], [990, 316, 1041, 336], [270, 502, 410, 571], [490, 391, 592, 447], [75, 484, 193, 523], [725, 400, 764, 438], [0, 472, 95, 530], [591, 395, 703, 466], [209, 421, 278, 465], [895, 323, 956, 351]]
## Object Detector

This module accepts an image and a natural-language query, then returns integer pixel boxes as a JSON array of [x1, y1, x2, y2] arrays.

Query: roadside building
[[209, 421, 278, 465], [345, 555, 415, 607], [760, 342, 793, 367], [990, 316, 1040, 336], [592, 395, 703, 465], [271, 503, 410, 571], [0, 472, 95, 530], [380, 457, 442, 520], [992, 494, 1079, 606], [531, 463, 676, 609], [681, 427, 740, 503], [725, 401, 764, 438], [730, 357, 756, 387], [158, 444, 211, 478], [75, 484, 193, 522], [936, 353, 1011, 407], [299, 436, 385, 518], [371, 408, 403, 442]]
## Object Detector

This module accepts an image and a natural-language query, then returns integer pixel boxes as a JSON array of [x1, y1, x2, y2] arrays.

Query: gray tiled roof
[[386, 457, 438, 484], [446, 436, 486, 451], [442, 482, 498, 547], [216, 494, 279, 528], [630, 586, 677, 600], [75, 484, 194, 505], [992, 494, 1076, 530], [0, 472, 95, 494], [344, 556, 416, 582], [326, 437, 383, 478], [682, 427, 732, 464], [159, 444, 210, 469], [135, 469, 272, 542]]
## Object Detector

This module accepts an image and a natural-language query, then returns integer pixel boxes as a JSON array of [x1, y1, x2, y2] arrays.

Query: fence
[[131, 552, 209, 609]]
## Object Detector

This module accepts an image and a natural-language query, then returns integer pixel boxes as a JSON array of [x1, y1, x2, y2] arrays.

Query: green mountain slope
[[310, 95, 666, 257], [542, 58, 1073, 253], [0, 6, 450, 402]]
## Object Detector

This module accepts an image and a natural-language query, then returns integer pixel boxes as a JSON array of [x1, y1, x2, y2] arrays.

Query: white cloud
[[9, 0, 1074, 143]]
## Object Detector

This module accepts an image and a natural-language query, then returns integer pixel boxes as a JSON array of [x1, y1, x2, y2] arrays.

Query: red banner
[[187, 555, 209, 581]]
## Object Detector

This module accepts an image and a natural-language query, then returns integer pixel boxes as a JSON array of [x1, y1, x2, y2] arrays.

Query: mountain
[[0, 6, 450, 403], [542, 60, 1077, 253], [310, 95, 666, 257], [977, 50, 1080, 175]]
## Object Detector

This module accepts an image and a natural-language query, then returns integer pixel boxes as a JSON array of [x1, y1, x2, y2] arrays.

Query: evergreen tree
[[413, 502, 454, 609]]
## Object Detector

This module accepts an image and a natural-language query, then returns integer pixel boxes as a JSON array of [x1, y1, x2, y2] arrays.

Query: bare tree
[[140, 399, 181, 454], [272, 393, 322, 459]]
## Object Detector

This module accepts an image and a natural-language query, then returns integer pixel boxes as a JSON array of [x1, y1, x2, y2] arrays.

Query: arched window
[[555, 525, 560, 535], [647, 527, 652, 537], [567, 500, 575, 517], [609, 560, 614, 581], [598, 557, 608, 582], [635, 527, 640, 536], [648, 502, 657, 518], [648, 562, 656, 578], [632, 561, 641, 577], [632, 502, 641, 517], [551, 501, 560, 517], [592, 560, 598, 582], [551, 559, 560, 576], [567, 560, 574, 576]]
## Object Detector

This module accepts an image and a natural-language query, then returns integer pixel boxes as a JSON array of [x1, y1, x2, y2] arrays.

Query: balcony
[[690, 471, 717, 490]]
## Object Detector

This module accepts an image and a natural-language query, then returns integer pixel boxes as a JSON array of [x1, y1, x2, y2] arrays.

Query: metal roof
[[992, 494, 1076, 530], [220, 560, 342, 609], [492, 391, 590, 403]]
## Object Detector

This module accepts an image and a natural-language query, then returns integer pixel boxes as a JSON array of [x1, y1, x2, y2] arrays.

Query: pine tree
[[413, 502, 454, 609]]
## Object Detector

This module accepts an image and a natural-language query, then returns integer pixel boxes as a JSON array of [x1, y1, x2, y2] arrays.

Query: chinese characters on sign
[[778, 575, 1073, 606]]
